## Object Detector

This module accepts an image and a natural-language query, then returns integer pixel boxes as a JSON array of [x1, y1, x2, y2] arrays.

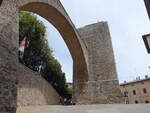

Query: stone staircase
[[17, 104, 150, 113]]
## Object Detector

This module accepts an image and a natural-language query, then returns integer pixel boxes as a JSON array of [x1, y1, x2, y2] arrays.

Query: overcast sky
[[37, 0, 150, 83]]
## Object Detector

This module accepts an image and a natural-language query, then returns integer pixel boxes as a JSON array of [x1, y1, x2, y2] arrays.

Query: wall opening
[[18, 11, 74, 105], [17, 1, 89, 106]]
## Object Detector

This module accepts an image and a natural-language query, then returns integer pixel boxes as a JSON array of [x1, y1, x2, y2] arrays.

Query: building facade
[[120, 76, 150, 104]]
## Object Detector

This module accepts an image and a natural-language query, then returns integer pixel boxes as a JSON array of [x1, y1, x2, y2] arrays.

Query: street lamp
[[0, 0, 3, 6], [143, 34, 150, 53], [144, 0, 150, 19]]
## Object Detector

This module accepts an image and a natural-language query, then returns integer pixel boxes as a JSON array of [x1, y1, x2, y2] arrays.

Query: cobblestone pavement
[[17, 104, 150, 113]]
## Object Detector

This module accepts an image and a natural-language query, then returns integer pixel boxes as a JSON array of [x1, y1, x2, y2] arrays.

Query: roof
[[120, 78, 150, 86]]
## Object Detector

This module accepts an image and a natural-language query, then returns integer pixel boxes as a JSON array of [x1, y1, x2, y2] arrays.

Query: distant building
[[120, 76, 150, 104], [67, 83, 73, 89]]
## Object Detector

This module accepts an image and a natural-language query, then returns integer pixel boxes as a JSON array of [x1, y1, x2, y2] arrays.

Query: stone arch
[[0, 0, 91, 111], [18, 0, 90, 103], [19, 1, 89, 80]]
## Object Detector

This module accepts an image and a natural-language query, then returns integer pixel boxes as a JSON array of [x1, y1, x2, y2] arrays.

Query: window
[[145, 101, 149, 103], [143, 88, 147, 94], [124, 91, 128, 97], [131, 84, 134, 86], [141, 82, 144, 84], [133, 90, 136, 95], [135, 100, 138, 104]]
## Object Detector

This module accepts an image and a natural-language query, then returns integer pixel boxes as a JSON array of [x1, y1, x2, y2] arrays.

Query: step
[[17, 104, 150, 113]]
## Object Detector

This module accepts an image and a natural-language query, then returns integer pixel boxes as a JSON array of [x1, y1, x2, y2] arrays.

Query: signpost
[[143, 34, 150, 53]]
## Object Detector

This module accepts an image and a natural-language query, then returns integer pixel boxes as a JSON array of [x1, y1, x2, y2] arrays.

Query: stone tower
[[78, 22, 123, 104]]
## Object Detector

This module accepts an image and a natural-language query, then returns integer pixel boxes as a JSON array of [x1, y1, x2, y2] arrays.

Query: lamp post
[[143, 34, 150, 53], [0, 0, 3, 6], [144, 0, 150, 19]]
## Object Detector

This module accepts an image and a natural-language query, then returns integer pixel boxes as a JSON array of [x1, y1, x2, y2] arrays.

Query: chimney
[[138, 76, 140, 80], [136, 77, 140, 80], [145, 75, 149, 79]]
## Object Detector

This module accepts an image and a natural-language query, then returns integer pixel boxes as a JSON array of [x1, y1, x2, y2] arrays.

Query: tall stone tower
[[78, 22, 124, 104]]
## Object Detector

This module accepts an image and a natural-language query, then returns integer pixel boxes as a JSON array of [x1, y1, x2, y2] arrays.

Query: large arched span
[[19, 1, 89, 81], [0, 0, 90, 112]]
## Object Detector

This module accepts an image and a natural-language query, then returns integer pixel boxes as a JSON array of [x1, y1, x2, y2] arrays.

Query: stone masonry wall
[[78, 22, 124, 104], [0, 1, 19, 112], [17, 64, 60, 106]]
